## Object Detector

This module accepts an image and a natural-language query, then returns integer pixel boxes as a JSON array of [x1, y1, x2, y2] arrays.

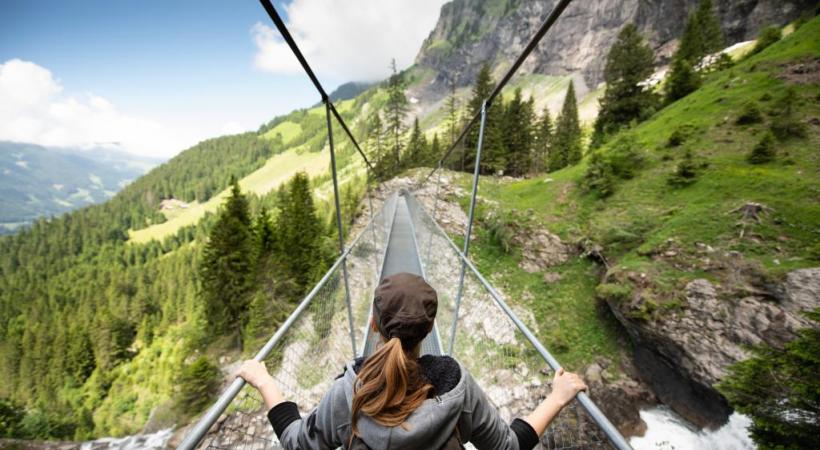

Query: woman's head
[[372, 272, 437, 347], [351, 273, 438, 435]]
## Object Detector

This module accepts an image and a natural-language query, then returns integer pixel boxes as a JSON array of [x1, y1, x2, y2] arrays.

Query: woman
[[238, 272, 587, 450]]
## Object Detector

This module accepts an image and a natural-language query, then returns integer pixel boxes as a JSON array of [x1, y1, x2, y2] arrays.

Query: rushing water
[[79, 428, 173, 450], [630, 407, 755, 450]]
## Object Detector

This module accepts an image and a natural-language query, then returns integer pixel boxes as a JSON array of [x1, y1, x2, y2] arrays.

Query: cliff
[[413, 0, 814, 97]]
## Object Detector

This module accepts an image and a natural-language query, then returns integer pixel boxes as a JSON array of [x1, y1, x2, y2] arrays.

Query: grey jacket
[[273, 358, 535, 450]]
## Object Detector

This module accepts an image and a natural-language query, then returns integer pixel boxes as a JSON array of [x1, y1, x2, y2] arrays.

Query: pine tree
[[385, 59, 409, 172], [366, 111, 386, 176], [253, 206, 275, 256], [665, 0, 721, 104], [199, 177, 254, 343], [174, 356, 220, 415], [405, 117, 429, 168], [677, 1, 723, 64], [664, 56, 701, 103], [677, 12, 705, 64], [445, 79, 460, 146], [551, 81, 583, 171], [534, 106, 554, 174], [718, 310, 820, 449], [465, 64, 494, 172], [748, 131, 776, 164], [429, 133, 442, 166], [696, 0, 724, 56], [501, 89, 535, 177], [465, 64, 505, 175], [277, 172, 322, 295], [592, 24, 658, 147]]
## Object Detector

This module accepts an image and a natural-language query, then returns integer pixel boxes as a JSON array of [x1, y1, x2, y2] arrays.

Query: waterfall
[[631, 407, 755, 450]]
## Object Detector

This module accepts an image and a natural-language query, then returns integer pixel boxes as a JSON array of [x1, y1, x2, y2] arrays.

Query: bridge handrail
[[405, 193, 633, 450], [177, 200, 385, 450]]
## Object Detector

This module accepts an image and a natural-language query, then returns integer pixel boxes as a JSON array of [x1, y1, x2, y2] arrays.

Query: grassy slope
[[128, 147, 329, 243], [451, 17, 819, 372]]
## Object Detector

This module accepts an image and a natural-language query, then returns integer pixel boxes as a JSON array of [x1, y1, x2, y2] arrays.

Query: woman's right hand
[[548, 368, 588, 407], [236, 359, 275, 389]]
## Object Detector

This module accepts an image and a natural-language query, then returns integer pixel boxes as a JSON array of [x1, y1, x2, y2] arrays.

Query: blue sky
[[0, 0, 446, 158]]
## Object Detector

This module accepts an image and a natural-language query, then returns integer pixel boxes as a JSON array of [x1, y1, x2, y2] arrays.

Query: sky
[[0, 0, 447, 159]]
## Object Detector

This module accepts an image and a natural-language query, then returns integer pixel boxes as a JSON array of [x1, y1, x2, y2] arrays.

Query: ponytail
[[350, 337, 432, 435]]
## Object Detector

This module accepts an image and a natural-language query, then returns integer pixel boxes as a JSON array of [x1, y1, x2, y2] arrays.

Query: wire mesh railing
[[405, 192, 627, 450], [178, 193, 396, 450]]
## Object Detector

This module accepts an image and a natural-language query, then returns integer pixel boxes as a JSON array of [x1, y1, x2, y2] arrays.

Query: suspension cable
[[418, 0, 574, 186], [258, 0, 379, 178]]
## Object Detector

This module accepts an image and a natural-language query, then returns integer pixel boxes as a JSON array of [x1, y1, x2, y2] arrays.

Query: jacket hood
[[340, 359, 466, 450]]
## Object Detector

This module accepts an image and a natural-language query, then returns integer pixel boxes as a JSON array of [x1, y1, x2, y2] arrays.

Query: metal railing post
[[425, 162, 443, 263], [325, 101, 357, 357], [176, 229, 370, 450], [448, 101, 487, 355], [408, 192, 633, 450]]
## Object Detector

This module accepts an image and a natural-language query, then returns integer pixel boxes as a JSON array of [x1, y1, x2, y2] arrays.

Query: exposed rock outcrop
[[414, 0, 813, 98], [601, 266, 820, 428]]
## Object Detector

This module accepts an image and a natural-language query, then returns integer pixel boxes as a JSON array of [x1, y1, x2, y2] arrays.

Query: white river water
[[630, 407, 755, 450], [78, 428, 173, 450]]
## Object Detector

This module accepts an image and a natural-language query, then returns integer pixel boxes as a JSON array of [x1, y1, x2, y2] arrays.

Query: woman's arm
[[237, 359, 349, 450], [523, 368, 588, 436], [236, 360, 285, 409]]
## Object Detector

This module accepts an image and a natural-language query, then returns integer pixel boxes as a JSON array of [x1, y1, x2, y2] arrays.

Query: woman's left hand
[[236, 360, 275, 389]]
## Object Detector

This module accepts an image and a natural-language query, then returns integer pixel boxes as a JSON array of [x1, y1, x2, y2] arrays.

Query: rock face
[[603, 267, 820, 428], [414, 0, 813, 96]]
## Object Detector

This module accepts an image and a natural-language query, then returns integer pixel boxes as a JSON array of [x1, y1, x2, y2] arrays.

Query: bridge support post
[[448, 101, 487, 355], [426, 162, 443, 263], [325, 101, 358, 357]]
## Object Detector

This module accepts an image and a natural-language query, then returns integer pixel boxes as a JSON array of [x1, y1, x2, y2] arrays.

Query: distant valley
[[0, 141, 160, 234]]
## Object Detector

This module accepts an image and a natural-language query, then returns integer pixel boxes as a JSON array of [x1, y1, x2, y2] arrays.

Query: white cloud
[[0, 59, 194, 158], [252, 0, 447, 81]]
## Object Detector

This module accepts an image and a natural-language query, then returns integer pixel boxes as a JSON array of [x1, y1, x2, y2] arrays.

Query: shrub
[[718, 310, 820, 449], [175, 356, 221, 416], [736, 101, 764, 125], [667, 124, 697, 147], [770, 87, 807, 140], [583, 135, 646, 197], [0, 398, 24, 438], [748, 131, 777, 164], [665, 56, 702, 103], [750, 26, 782, 56], [713, 52, 734, 71], [481, 210, 516, 254], [668, 150, 707, 187]]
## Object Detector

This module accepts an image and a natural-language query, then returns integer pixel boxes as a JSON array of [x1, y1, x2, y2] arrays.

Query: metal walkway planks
[[362, 194, 442, 357]]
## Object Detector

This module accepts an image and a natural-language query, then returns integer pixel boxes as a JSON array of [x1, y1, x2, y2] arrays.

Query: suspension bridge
[[178, 0, 633, 448]]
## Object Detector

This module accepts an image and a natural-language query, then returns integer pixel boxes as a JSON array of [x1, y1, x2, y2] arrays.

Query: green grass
[[444, 16, 820, 369], [261, 121, 302, 144], [129, 147, 330, 243]]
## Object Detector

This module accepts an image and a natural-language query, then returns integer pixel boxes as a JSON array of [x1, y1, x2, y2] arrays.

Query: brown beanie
[[373, 272, 437, 348]]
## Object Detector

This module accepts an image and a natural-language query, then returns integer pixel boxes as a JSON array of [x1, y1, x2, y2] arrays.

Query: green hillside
[[445, 16, 819, 371], [1, 2, 816, 443]]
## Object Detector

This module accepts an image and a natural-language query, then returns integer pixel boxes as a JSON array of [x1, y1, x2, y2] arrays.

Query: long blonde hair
[[350, 337, 432, 435]]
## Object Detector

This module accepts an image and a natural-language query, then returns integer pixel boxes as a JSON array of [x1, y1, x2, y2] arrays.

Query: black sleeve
[[510, 418, 539, 450], [267, 401, 300, 438]]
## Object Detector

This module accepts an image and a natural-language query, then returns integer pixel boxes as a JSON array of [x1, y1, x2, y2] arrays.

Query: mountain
[[0, 142, 159, 234], [436, 14, 820, 434], [0, 0, 817, 445], [414, 0, 813, 95]]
